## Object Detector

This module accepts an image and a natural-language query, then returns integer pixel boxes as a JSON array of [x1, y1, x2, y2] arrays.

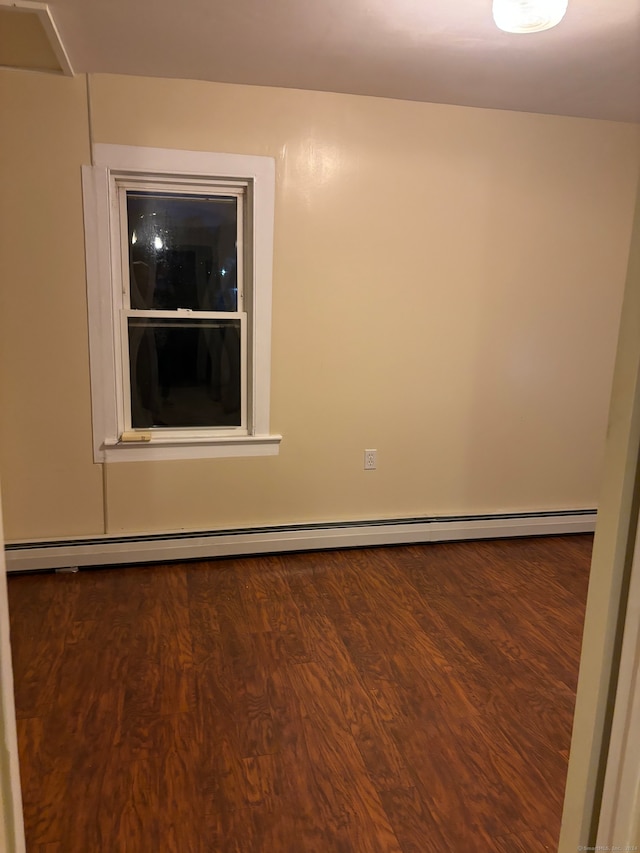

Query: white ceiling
[[49, 0, 640, 122]]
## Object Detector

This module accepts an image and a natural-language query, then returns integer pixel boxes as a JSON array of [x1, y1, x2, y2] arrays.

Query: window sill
[[99, 434, 282, 463]]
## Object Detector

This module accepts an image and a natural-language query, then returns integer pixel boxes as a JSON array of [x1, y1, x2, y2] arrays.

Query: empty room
[[1, 0, 640, 850]]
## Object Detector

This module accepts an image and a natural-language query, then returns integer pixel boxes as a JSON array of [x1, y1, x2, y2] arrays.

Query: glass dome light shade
[[492, 0, 568, 33]]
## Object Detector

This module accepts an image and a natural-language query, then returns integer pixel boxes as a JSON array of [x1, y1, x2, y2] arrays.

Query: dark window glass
[[127, 192, 238, 312], [128, 317, 241, 428]]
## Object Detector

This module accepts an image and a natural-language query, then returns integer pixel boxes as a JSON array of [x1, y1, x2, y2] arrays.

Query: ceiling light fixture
[[492, 0, 568, 33]]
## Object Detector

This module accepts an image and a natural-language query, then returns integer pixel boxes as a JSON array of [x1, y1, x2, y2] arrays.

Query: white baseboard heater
[[4, 509, 597, 573]]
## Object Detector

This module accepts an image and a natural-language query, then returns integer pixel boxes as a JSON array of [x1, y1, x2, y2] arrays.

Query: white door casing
[[0, 483, 26, 853], [597, 504, 640, 848]]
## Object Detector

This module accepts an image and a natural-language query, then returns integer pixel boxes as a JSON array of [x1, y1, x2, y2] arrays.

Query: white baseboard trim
[[4, 510, 597, 573]]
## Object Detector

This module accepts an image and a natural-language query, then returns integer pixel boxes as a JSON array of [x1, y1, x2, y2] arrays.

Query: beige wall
[[0, 72, 103, 539], [1, 70, 638, 538]]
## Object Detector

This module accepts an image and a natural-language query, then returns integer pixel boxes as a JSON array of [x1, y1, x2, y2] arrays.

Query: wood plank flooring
[[7, 534, 592, 852]]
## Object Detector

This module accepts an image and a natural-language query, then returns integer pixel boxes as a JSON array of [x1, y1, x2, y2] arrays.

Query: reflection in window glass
[[127, 193, 238, 312], [128, 317, 242, 428]]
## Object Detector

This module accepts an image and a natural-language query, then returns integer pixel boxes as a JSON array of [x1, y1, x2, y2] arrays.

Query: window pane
[[127, 192, 238, 312], [128, 317, 242, 428]]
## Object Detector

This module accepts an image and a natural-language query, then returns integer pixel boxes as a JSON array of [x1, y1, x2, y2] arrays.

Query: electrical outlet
[[364, 449, 377, 470]]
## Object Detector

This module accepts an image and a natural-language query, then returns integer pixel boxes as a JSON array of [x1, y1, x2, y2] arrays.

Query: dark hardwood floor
[[7, 534, 592, 852]]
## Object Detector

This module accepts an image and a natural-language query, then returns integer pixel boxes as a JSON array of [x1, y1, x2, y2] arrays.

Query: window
[[82, 144, 280, 462]]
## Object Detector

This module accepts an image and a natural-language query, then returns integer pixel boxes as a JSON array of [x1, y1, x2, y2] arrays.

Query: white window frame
[[117, 179, 248, 440], [82, 144, 281, 463]]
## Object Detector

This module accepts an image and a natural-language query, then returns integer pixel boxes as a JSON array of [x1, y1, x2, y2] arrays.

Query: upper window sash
[[115, 180, 246, 314]]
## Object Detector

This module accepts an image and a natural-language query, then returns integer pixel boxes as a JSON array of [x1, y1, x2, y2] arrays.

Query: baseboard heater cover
[[3, 510, 597, 573]]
